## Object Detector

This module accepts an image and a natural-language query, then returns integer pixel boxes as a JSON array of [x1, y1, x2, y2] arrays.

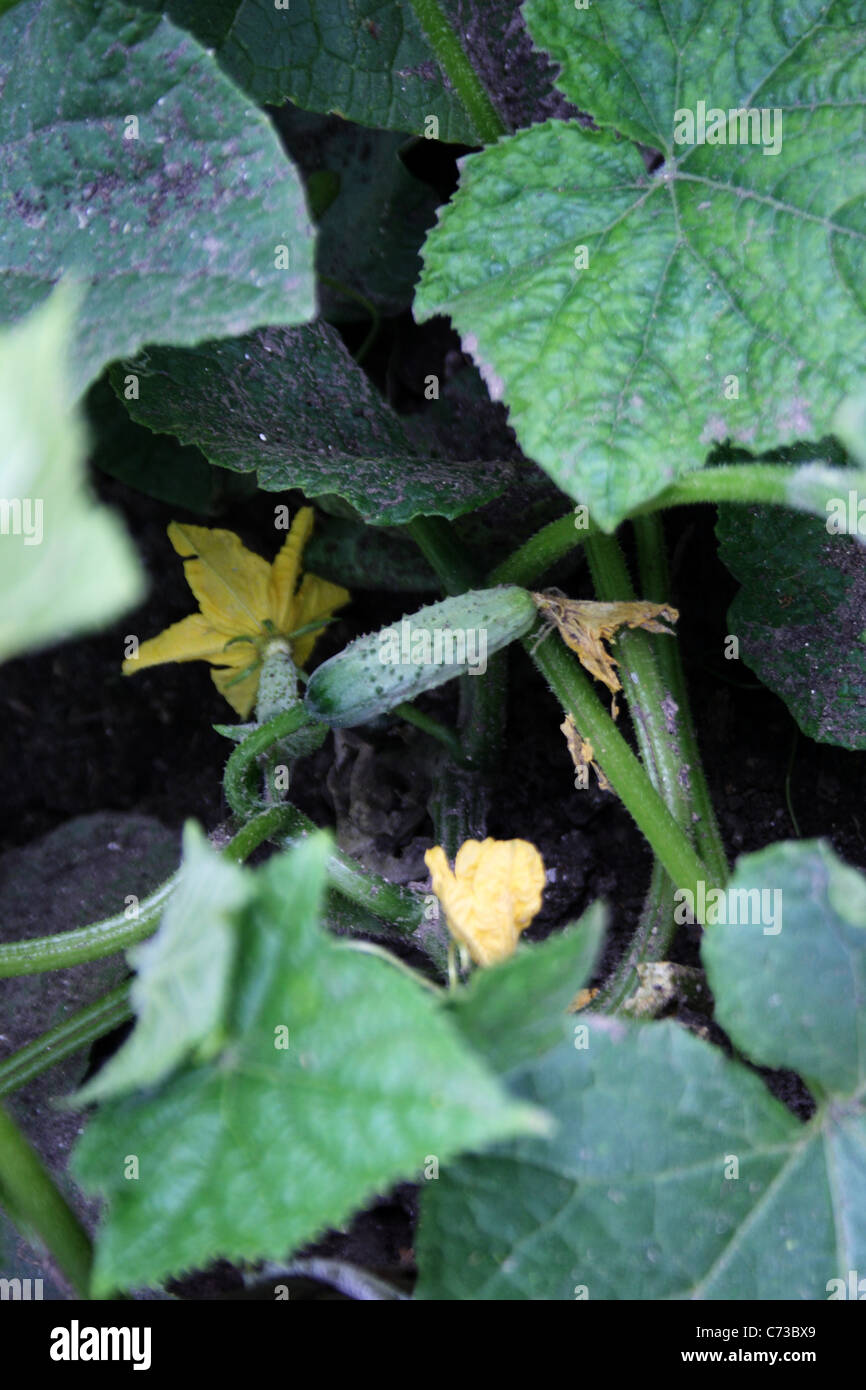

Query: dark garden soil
[[3, 41, 865, 1297]]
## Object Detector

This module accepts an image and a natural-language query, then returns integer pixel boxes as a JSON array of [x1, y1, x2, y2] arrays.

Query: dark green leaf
[[112, 323, 508, 524], [717, 504, 866, 748], [276, 106, 439, 323], [144, 0, 480, 140], [88, 377, 256, 516]]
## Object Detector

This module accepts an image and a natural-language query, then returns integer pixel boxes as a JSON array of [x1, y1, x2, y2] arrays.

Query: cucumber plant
[[1, 0, 865, 1303]]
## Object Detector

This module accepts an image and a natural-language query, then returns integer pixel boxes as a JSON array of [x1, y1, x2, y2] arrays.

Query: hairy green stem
[[490, 459, 866, 590], [408, 513, 503, 800], [0, 873, 177, 980], [595, 858, 672, 1012], [632, 513, 729, 886], [0, 1104, 93, 1296], [580, 530, 691, 996], [406, 0, 507, 143], [529, 637, 710, 909], [275, 804, 426, 932], [224, 707, 315, 819], [490, 512, 597, 587], [395, 701, 465, 762], [0, 808, 289, 978], [459, 650, 506, 770], [428, 763, 490, 858], [641, 460, 855, 511], [407, 515, 479, 594], [0, 984, 132, 1099], [584, 532, 692, 825]]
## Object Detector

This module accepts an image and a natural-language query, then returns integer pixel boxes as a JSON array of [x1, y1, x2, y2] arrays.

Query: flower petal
[[123, 614, 232, 674], [168, 523, 271, 637], [289, 573, 351, 667], [268, 507, 315, 633], [426, 838, 546, 968], [210, 663, 262, 719]]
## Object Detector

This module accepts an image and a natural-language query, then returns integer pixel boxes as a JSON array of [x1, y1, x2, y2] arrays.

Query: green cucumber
[[304, 585, 537, 728]]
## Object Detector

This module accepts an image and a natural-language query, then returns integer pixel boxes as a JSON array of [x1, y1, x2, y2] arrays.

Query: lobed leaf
[[416, 1, 866, 529], [0, 0, 316, 395], [73, 836, 544, 1295]]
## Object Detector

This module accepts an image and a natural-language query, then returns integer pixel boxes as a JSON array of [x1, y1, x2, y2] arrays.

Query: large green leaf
[[416, 841, 866, 1299], [0, 289, 143, 665], [717, 504, 866, 748], [445, 905, 606, 1075], [73, 836, 544, 1295], [72, 824, 250, 1105], [0, 0, 315, 396], [702, 840, 866, 1097], [416, 1018, 811, 1300], [112, 323, 509, 524], [141, 0, 480, 140], [416, 0, 866, 530], [87, 377, 257, 515]]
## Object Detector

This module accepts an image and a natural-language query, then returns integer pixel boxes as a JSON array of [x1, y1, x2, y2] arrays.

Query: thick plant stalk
[[0, 1104, 93, 1296], [582, 528, 725, 1002], [529, 636, 711, 914], [0, 984, 132, 1098], [407, 515, 504, 829], [490, 512, 598, 586], [274, 804, 427, 933], [406, 0, 507, 143], [594, 858, 672, 1012], [632, 513, 729, 887], [584, 532, 694, 829]]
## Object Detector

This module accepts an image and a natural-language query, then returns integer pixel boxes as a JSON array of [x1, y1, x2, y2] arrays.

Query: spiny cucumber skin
[[305, 586, 536, 728]]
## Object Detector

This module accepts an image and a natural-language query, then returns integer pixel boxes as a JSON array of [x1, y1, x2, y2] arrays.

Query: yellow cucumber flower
[[123, 508, 349, 717], [424, 838, 546, 968]]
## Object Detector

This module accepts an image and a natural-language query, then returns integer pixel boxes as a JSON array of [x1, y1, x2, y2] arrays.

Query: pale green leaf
[[0, 0, 315, 396], [416, 1, 866, 529], [416, 839, 866, 1300], [72, 835, 544, 1295], [702, 840, 866, 1096], [0, 288, 143, 664], [446, 904, 606, 1074], [71, 823, 251, 1105]]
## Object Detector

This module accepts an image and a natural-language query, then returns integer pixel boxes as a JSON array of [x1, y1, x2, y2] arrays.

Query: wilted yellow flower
[[424, 838, 546, 968], [123, 508, 349, 717]]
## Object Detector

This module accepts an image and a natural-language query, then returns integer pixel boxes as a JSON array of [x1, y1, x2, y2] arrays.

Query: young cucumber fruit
[[304, 585, 537, 728]]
